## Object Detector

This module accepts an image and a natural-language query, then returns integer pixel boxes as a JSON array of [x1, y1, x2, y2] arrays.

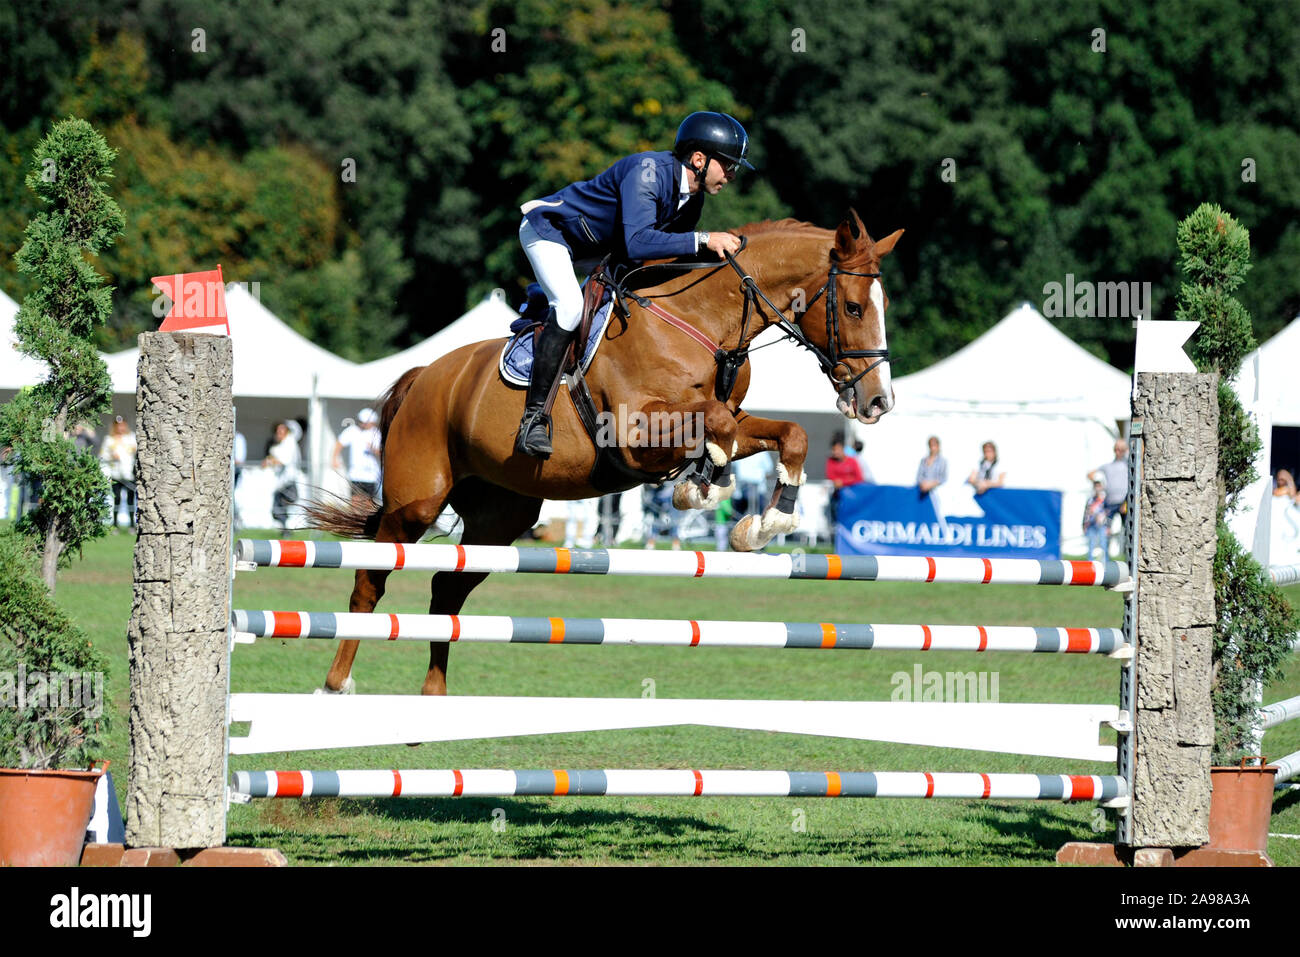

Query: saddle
[[506, 263, 682, 491]]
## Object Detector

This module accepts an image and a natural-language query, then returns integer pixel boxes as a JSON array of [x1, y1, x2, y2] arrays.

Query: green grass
[[51, 527, 1300, 865]]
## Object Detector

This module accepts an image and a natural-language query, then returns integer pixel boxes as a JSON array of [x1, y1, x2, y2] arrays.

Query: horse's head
[[805, 209, 903, 425]]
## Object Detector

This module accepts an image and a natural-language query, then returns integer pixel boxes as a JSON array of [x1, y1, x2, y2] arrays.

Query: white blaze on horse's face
[[867, 278, 892, 412], [835, 276, 895, 425]]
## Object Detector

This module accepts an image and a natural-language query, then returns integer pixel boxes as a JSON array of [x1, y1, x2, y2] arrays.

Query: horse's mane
[[738, 218, 875, 269], [737, 218, 829, 239]]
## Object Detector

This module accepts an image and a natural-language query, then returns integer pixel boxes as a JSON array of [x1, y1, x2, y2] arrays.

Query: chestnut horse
[[308, 210, 902, 695]]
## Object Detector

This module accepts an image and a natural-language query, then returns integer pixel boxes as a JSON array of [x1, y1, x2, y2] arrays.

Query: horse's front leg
[[728, 412, 809, 551], [622, 399, 738, 510]]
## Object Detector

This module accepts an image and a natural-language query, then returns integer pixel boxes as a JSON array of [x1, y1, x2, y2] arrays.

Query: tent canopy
[[1234, 315, 1300, 427], [887, 303, 1131, 421], [0, 288, 51, 389], [104, 284, 360, 399], [316, 290, 518, 399]]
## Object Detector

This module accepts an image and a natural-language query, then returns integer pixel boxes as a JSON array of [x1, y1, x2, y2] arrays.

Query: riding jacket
[[521, 151, 704, 264]]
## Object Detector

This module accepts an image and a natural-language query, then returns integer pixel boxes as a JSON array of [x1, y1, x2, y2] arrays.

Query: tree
[[452, 0, 789, 300], [672, 0, 1300, 371], [0, 118, 123, 590]]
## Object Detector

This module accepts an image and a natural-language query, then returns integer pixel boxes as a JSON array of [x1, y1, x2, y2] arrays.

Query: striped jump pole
[[1274, 751, 1300, 787], [231, 768, 1128, 803], [236, 539, 1129, 587], [1261, 693, 1300, 731], [1270, 564, 1300, 587], [232, 609, 1129, 655]]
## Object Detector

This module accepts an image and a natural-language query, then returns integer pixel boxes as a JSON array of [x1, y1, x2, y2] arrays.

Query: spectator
[[849, 437, 876, 483], [0, 448, 13, 520], [99, 416, 137, 528], [72, 423, 98, 453], [596, 492, 622, 545], [642, 480, 682, 550], [826, 434, 865, 531], [967, 441, 1006, 494], [734, 450, 775, 517], [264, 420, 304, 530], [916, 436, 947, 495], [1274, 469, 1298, 500], [333, 407, 382, 507], [1083, 477, 1110, 561], [564, 498, 597, 549], [232, 426, 247, 531], [1087, 439, 1130, 526]]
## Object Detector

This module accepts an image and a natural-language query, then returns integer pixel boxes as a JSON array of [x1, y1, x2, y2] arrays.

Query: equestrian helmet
[[674, 112, 754, 171]]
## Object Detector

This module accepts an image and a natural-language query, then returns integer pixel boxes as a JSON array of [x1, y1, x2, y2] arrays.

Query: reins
[[604, 234, 890, 400]]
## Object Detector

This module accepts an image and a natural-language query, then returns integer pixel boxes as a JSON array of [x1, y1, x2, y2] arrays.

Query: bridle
[[728, 253, 888, 394], [612, 235, 890, 399]]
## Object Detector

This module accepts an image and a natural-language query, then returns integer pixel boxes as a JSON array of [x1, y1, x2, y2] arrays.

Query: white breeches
[[519, 218, 584, 332]]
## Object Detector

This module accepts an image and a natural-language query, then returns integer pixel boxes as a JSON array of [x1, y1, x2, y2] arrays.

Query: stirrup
[[516, 409, 553, 457]]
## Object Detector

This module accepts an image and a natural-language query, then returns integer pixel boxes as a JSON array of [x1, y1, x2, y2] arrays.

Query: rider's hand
[[707, 231, 742, 257]]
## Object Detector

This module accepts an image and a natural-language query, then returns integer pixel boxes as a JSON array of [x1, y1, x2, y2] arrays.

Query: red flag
[[151, 265, 229, 335]]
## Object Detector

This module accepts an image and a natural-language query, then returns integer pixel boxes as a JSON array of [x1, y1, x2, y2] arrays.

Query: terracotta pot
[[0, 762, 107, 866], [1207, 758, 1278, 853]]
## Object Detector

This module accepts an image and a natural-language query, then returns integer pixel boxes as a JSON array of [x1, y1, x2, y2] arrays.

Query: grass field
[[52, 527, 1300, 865]]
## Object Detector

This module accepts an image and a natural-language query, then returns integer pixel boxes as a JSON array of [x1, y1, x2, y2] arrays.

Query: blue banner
[[834, 484, 1062, 559]]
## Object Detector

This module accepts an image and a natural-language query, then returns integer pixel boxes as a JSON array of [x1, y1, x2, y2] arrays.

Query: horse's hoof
[[314, 676, 355, 695], [674, 474, 734, 511], [672, 481, 702, 510], [730, 514, 762, 551]]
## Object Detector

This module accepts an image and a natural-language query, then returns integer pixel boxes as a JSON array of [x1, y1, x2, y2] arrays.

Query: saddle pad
[[500, 299, 615, 388]]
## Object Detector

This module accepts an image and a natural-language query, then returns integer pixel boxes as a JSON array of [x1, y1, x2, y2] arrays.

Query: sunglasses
[[712, 154, 741, 175]]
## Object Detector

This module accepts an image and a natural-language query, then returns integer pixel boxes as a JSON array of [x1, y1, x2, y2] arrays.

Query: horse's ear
[[833, 211, 861, 260], [873, 228, 904, 258]]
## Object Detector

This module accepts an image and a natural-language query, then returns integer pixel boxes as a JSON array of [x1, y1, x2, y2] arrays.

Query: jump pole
[[232, 769, 1128, 802], [231, 609, 1129, 654]]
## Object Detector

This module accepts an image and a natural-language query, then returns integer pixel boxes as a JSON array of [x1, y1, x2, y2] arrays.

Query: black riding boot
[[515, 310, 575, 458]]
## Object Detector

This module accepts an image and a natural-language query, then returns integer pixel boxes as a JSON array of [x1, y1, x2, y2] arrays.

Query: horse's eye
[[846, 301, 862, 319]]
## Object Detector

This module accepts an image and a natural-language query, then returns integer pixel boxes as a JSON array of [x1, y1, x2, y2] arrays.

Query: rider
[[514, 111, 751, 458]]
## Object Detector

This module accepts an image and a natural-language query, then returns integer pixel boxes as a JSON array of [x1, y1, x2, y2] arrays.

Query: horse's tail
[[302, 366, 426, 541]]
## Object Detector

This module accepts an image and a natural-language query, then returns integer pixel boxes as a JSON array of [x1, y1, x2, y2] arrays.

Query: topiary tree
[[1175, 203, 1297, 763], [0, 117, 123, 592], [0, 525, 109, 770]]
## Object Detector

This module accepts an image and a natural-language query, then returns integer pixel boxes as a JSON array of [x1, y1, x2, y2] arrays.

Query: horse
[[307, 209, 903, 695]]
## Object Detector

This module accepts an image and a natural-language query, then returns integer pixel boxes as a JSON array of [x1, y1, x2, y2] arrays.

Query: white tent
[[317, 289, 519, 399], [1230, 316, 1300, 566], [101, 284, 368, 513], [850, 303, 1133, 555], [0, 288, 50, 392], [103, 283, 360, 398]]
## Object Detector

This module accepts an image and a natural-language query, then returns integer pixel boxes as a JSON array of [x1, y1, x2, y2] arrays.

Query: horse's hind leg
[[421, 479, 543, 696], [322, 489, 449, 693]]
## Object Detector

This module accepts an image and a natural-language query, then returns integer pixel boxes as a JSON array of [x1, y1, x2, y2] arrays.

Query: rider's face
[[703, 156, 734, 194], [689, 152, 734, 194]]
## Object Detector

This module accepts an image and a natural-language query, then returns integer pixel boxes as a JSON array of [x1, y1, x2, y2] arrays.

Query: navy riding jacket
[[522, 151, 704, 263]]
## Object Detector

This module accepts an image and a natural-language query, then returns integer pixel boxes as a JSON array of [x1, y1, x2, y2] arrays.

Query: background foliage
[[1, 0, 1298, 369]]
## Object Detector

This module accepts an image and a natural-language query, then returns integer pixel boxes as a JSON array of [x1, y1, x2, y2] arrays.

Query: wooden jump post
[[123, 332, 283, 866]]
